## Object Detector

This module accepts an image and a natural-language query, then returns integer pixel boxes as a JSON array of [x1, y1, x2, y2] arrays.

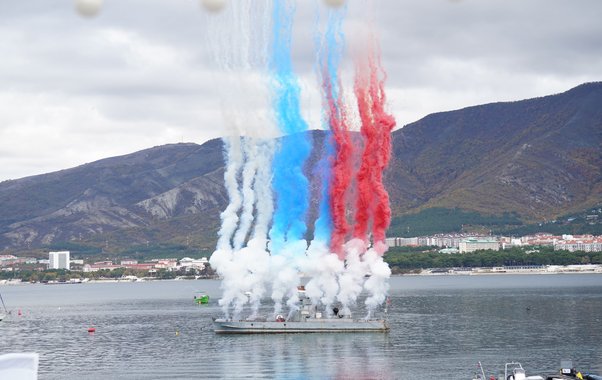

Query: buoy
[[175, 330, 180, 336], [18, 309, 22, 316], [88, 327, 96, 333]]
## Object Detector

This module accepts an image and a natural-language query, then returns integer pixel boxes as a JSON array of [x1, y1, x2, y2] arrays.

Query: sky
[[0, 0, 600, 182]]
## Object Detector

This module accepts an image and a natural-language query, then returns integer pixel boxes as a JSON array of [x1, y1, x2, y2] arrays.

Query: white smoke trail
[[228, 243, 271, 320], [211, 240, 269, 320], [232, 138, 259, 250], [241, 238, 271, 320], [337, 238, 368, 317], [270, 240, 307, 318], [362, 248, 391, 318], [252, 139, 275, 240], [206, 1, 253, 315], [226, 138, 275, 320], [207, 0, 279, 320], [216, 137, 243, 250], [209, 248, 235, 318], [225, 1, 277, 320], [269, 255, 290, 317], [233, 1, 276, 250], [302, 241, 344, 316]]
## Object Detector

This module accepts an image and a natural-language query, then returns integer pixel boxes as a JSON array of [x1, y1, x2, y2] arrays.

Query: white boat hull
[[213, 318, 389, 333]]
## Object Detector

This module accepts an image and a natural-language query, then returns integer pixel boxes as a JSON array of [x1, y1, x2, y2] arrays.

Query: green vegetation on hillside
[[120, 243, 211, 260], [384, 246, 602, 273], [387, 207, 601, 238], [0, 267, 215, 283], [40, 241, 211, 261], [493, 206, 602, 236], [44, 242, 102, 255], [497, 222, 602, 237], [388, 208, 523, 237]]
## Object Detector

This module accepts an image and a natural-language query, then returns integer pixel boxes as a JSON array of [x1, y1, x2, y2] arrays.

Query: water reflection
[[212, 333, 392, 379]]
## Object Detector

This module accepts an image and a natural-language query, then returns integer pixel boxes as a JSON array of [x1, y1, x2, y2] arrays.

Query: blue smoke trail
[[268, 0, 312, 255], [312, 8, 346, 245]]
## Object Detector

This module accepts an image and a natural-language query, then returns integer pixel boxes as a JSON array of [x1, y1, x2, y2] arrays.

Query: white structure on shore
[[48, 251, 70, 270], [422, 264, 602, 275], [554, 238, 602, 252], [386, 234, 493, 249], [458, 238, 500, 253], [178, 257, 208, 271]]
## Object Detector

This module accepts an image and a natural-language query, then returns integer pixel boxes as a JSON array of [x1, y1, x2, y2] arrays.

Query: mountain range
[[1, 82, 600, 255]]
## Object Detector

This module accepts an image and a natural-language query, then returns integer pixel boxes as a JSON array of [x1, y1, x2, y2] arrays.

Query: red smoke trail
[[324, 76, 353, 259], [352, 44, 396, 254]]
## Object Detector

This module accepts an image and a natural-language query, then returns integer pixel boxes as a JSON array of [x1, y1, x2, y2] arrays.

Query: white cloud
[[0, 0, 601, 181]]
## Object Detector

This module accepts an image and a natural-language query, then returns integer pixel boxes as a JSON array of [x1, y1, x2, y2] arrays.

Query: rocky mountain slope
[[0, 141, 227, 252], [388, 82, 602, 219], [1, 82, 600, 253]]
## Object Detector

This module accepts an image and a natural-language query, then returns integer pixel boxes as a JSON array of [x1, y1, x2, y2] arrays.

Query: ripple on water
[[0, 276, 601, 379]]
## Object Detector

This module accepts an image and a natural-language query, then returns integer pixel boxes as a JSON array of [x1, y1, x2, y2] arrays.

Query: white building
[[48, 251, 70, 270], [458, 238, 500, 253], [178, 257, 208, 271], [386, 237, 419, 247], [554, 239, 602, 252]]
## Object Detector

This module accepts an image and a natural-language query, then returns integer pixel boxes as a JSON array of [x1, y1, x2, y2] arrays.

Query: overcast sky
[[0, 0, 600, 182]]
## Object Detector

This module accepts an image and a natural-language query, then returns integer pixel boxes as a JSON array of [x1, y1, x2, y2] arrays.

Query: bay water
[[1, 274, 601, 379]]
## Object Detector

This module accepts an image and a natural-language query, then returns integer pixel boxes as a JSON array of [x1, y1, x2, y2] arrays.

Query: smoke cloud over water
[[208, 0, 396, 321], [207, 0, 277, 317]]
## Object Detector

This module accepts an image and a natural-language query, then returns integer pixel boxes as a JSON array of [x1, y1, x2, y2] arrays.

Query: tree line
[[384, 246, 602, 273], [0, 266, 216, 283]]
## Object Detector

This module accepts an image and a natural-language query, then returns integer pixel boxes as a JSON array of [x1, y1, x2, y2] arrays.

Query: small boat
[[194, 292, 209, 305], [213, 287, 389, 334], [543, 360, 602, 380], [471, 360, 601, 380], [472, 362, 544, 380], [503, 363, 545, 380]]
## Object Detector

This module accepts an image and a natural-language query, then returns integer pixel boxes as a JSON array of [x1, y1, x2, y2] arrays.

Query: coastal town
[[1, 233, 601, 283], [0, 252, 213, 283], [386, 233, 602, 253]]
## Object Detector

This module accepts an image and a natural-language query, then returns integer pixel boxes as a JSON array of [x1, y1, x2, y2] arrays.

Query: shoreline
[[403, 270, 602, 276], [401, 264, 602, 276], [0, 276, 217, 286], [2, 266, 602, 285]]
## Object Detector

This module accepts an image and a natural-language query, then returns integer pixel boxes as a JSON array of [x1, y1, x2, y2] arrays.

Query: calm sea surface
[[1, 274, 601, 379]]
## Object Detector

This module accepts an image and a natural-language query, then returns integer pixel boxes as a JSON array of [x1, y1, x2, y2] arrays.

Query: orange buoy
[[88, 327, 96, 333]]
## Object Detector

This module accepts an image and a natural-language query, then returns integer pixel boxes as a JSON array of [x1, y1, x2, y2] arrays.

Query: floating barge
[[213, 287, 389, 334], [213, 317, 389, 334]]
